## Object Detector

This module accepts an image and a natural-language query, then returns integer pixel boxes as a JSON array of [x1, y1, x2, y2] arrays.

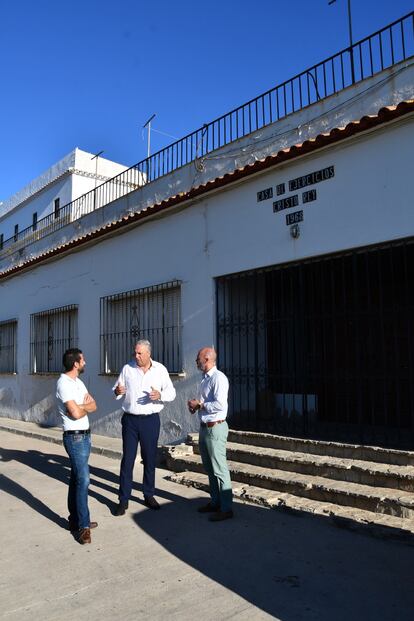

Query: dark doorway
[[216, 238, 414, 449]]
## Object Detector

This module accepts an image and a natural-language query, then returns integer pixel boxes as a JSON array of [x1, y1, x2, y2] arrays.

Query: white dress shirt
[[56, 374, 89, 431], [198, 366, 229, 423], [113, 359, 176, 415]]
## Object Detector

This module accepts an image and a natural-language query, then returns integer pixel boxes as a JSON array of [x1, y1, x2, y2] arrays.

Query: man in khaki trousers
[[188, 347, 233, 521]]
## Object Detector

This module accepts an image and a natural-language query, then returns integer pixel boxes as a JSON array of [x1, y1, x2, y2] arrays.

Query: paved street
[[0, 428, 413, 621]]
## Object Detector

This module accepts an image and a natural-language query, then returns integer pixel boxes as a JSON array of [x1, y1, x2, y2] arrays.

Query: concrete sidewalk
[[1, 423, 414, 621], [0, 417, 124, 459]]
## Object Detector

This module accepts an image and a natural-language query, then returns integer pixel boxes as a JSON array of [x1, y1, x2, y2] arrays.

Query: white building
[[1, 13, 413, 448], [0, 148, 143, 255]]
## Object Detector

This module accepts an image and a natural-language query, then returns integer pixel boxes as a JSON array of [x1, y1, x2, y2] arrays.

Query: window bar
[[254, 98, 259, 130], [390, 26, 395, 64], [268, 91, 273, 124], [340, 52, 345, 88], [400, 20, 406, 58], [359, 43, 364, 80], [379, 32, 384, 70], [368, 38, 374, 74]]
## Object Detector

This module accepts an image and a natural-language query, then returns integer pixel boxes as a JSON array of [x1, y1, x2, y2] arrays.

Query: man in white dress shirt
[[113, 339, 176, 514], [188, 347, 233, 521]]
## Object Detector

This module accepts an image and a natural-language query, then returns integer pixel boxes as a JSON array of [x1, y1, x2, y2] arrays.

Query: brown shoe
[[78, 528, 91, 544], [197, 502, 220, 514], [209, 510, 234, 522]]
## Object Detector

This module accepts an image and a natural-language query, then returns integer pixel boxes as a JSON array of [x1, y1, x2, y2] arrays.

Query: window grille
[[100, 281, 181, 374], [30, 304, 78, 373], [0, 319, 17, 373]]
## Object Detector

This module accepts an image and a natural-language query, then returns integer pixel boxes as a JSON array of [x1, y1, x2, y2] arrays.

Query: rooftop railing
[[1, 11, 413, 260]]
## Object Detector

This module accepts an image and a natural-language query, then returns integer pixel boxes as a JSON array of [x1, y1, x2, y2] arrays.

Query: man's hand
[[65, 394, 96, 419], [149, 387, 161, 401], [82, 393, 97, 413], [115, 383, 126, 396], [187, 399, 201, 415]]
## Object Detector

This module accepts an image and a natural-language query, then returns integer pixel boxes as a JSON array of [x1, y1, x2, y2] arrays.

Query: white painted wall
[[0, 114, 413, 443]]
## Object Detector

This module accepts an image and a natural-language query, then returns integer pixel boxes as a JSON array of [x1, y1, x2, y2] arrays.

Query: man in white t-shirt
[[56, 348, 97, 544]]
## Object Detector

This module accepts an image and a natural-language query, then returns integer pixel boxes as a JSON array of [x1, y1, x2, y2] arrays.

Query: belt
[[200, 420, 225, 428], [124, 412, 157, 416], [63, 429, 91, 435]]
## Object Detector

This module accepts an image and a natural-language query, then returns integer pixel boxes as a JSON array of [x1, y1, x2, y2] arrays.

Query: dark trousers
[[119, 412, 160, 502]]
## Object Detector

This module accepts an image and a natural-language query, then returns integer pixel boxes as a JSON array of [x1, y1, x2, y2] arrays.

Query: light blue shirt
[[198, 366, 229, 423]]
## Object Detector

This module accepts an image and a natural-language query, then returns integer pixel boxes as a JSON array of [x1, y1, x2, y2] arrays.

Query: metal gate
[[216, 239, 414, 449]]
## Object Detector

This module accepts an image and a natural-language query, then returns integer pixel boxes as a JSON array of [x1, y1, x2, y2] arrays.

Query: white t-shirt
[[56, 373, 89, 431]]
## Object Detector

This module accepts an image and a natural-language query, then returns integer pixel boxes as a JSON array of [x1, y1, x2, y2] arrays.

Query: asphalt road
[[0, 429, 413, 621]]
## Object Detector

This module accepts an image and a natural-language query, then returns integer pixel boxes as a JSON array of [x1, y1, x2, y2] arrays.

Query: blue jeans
[[199, 421, 233, 512], [63, 433, 91, 529]]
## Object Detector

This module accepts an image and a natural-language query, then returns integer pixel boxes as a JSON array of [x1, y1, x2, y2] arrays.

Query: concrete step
[[165, 451, 414, 519], [186, 430, 414, 466], [188, 439, 414, 491], [165, 470, 414, 541]]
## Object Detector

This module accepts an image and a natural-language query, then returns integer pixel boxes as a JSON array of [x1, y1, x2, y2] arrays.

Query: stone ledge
[[166, 471, 414, 542], [225, 430, 414, 466], [165, 451, 414, 518], [190, 440, 414, 491]]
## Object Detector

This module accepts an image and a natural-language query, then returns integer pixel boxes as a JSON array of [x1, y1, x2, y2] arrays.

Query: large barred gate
[[216, 238, 414, 449]]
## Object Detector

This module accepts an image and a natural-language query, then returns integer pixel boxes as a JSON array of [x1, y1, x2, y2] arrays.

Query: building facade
[[1, 14, 413, 448]]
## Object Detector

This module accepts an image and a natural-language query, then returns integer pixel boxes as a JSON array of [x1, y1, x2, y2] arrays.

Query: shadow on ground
[[132, 483, 413, 621], [1, 445, 413, 620], [0, 446, 182, 522]]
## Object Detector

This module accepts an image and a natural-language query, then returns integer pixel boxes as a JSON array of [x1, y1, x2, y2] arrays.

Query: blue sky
[[1, 0, 413, 201]]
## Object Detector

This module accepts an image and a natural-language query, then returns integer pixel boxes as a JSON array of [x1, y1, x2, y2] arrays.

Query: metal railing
[[1, 11, 413, 260]]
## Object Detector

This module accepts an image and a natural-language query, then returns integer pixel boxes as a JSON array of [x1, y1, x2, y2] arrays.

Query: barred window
[[0, 319, 17, 373], [100, 281, 181, 374], [30, 304, 78, 373]]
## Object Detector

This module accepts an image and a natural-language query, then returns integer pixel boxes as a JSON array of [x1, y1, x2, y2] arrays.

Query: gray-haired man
[[113, 340, 176, 514]]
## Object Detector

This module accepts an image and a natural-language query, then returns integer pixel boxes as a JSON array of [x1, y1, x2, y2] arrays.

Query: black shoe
[[209, 510, 234, 522], [115, 501, 129, 516], [144, 496, 160, 510], [197, 502, 220, 514]]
